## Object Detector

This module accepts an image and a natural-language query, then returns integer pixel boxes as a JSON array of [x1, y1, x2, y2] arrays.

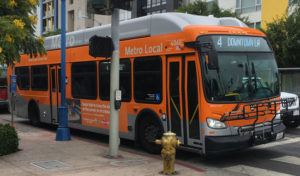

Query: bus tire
[[28, 102, 40, 126], [139, 115, 163, 154]]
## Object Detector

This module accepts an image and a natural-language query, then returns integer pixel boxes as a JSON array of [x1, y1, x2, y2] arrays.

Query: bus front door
[[167, 55, 202, 148], [50, 65, 61, 124]]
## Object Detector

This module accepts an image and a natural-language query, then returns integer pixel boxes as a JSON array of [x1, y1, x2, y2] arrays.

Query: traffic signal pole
[[56, 0, 70, 141], [108, 8, 120, 157]]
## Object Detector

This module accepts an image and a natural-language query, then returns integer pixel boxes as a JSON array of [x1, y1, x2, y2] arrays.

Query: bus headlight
[[274, 111, 281, 120], [207, 118, 227, 129]]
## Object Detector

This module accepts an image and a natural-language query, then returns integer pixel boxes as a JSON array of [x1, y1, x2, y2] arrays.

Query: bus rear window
[[15, 67, 30, 90], [134, 56, 162, 103]]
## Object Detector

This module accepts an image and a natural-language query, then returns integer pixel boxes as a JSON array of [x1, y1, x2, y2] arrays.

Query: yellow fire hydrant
[[155, 131, 181, 175]]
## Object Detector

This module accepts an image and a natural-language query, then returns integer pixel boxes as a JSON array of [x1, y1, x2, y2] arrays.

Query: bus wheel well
[[135, 109, 164, 154], [28, 99, 40, 126]]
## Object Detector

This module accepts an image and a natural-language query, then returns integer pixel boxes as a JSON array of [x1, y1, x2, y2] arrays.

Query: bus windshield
[[201, 51, 280, 102]]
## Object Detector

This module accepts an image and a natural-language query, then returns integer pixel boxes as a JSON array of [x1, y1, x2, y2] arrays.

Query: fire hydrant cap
[[164, 131, 176, 136]]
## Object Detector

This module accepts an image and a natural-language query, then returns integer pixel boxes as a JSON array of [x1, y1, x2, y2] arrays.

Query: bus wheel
[[28, 103, 40, 126], [139, 115, 163, 154]]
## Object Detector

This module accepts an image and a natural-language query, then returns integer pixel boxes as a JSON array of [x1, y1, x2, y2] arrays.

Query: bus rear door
[[167, 55, 202, 148], [50, 65, 61, 124]]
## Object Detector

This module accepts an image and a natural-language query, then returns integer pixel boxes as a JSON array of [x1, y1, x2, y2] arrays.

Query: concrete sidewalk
[[0, 115, 205, 176]]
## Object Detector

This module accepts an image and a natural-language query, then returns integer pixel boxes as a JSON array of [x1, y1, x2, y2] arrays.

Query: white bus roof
[[44, 12, 248, 51]]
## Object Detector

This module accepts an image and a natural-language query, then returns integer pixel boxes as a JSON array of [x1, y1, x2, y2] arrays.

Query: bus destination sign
[[211, 35, 271, 52]]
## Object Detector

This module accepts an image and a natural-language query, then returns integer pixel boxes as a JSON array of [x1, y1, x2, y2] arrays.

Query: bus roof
[[44, 12, 248, 51]]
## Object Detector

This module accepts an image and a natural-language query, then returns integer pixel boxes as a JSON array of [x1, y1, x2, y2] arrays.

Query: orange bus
[[8, 13, 286, 154]]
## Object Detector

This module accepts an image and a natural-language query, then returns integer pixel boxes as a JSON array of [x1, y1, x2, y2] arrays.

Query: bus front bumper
[[205, 123, 286, 155]]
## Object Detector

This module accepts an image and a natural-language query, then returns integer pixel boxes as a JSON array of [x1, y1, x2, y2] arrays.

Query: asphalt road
[[174, 127, 300, 176], [1, 111, 300, 176]]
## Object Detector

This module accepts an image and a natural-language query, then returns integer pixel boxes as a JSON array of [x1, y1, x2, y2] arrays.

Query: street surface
[[175, 128, 300, 176], [1, 111, 300, 176]]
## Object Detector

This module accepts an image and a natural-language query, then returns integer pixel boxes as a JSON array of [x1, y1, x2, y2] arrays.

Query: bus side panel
[[65, 99, 133, 138], [14, 92, 28, 119], [10, 89, 52, 124], [27, 91, 52, 124], [38, 103, 52, 124]]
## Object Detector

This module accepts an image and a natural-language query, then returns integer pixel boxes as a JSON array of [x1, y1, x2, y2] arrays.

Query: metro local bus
[[8, 13, 286, 154]]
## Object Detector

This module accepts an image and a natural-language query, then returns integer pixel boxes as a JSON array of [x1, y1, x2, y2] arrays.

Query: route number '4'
[[217, 37, 222, 48]]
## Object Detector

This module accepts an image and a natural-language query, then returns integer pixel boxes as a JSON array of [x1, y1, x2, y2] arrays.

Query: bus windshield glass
[[199, 36, 280, 102]]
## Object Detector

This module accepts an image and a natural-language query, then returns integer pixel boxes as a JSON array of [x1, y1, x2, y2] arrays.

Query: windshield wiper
[[251, 62, 258, 90], [245, 63, 254, 98]]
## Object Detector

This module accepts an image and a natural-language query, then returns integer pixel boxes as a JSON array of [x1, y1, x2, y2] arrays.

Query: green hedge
[[0, 124, 19, 156]]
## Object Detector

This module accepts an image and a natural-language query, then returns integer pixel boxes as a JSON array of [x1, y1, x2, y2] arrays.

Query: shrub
[[0, 124, 19, 156]]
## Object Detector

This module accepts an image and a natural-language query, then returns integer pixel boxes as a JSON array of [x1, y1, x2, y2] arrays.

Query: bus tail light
[[207, 118, 227, 129]]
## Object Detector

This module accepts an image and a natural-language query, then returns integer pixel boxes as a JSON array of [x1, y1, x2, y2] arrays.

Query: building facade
[[36, 0, 292, 35], [131, 0, 262, 29], [217, 0, 291, 29], [34, 4, 42, 36], [38, 0, 131, 35], [217, 0, 262, 29], [261, 0, 288, 29], [131, 0, 181, 18], [40, 0, 59, 35], [135, 0, 288, 30], [131, 0, 217, 18]]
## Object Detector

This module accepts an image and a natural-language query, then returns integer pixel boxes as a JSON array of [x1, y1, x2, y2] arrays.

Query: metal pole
[[11, 94, 14, 127], [56, 0, 70, 141], [11, 65, 14, 127], [109, 8, 120, 157]]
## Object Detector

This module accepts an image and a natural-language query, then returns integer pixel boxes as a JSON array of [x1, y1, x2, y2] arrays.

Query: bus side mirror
[[89, 35, 114, 58], [207, 51, 218, 70]]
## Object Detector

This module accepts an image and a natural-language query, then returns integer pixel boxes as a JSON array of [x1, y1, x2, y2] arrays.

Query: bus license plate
[[276, 132, 284, 140]]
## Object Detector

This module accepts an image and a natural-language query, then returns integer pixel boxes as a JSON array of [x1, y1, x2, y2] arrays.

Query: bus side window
[[31, 65, 48, 91], [134, 56, 162, 103], [15, 67, 30, 90], [99, 59, 131, 102], [99, 61, 110, 100], [71, 61, 97, 99], [120, 59, 131, 102]]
